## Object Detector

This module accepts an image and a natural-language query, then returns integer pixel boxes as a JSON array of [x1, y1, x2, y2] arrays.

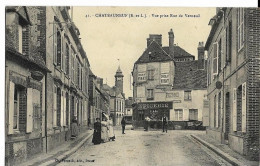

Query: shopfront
[[133, 102, 172, 127]]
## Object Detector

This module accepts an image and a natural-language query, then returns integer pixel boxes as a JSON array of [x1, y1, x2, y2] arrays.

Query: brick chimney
[[168, 29, 174, 58], [198, 42, 205, 69], [147, 34, 162, 47]]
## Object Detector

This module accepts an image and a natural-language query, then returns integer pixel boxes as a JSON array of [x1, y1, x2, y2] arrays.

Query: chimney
[[198, 42, 205, 69], [168, 29, 174, 58], [147, 34, 162, 47]]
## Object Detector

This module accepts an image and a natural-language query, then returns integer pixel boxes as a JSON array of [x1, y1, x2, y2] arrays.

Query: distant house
[[132, 29, 207, 129]]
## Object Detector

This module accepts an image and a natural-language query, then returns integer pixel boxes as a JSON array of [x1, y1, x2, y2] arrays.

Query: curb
[[41, 133, 93, 166], [190, 135, 246, 166]]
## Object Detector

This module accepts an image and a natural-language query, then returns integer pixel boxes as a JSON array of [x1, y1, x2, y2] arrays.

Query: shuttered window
[[237, 8, 244, 51], [18, 86, 27, 132], [65, 43, 70, 75], [57, 31, 62, 68], [212, 42, 218, 75], [57, 88, 61, 126]]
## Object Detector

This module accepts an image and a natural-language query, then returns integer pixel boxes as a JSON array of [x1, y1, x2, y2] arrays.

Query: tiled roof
[[173, 61, 207, 89], [162, 46, 195, 59], [135, 41, 173, 64]]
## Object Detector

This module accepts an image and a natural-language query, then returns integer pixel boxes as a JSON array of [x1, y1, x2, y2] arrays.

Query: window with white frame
[[160, 62, 170, 84], [18, 24, 23, 54], [237, 8, 244, 51], [175, 109, 183, 121], [184, 90, 192, 101]]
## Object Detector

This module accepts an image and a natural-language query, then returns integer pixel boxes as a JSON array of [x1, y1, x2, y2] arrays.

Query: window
[[13, 86, 19, 130], [147, 89, 154, 100], [71, 49, 75, 83], [160, 62, 170, 84], [65, 43, 70, 75], [214, 95, 217, 128], [237, 8, 244, 51], [138, 110, 144, 120], [226, 20, 232, 63], [147, 70, 154, 80], [189, 109, 198, 120], [218, 39, 222, 72], [56, 87, 61, 127], [212, 42, 218, 75], [57, 30, 62, 67], [175, 109, 183, 121], [237, 85, 242, 131], [184, 91, 191, 101]]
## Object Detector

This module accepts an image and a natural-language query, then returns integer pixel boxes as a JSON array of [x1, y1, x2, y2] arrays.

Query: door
[[225, 92, 230, 141]]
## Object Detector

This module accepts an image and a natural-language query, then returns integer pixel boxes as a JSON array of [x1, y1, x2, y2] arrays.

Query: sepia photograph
[[3, 4, 260, 166]]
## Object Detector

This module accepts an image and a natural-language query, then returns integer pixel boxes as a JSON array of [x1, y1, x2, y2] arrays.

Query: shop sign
[[137, 102, 172, 110]]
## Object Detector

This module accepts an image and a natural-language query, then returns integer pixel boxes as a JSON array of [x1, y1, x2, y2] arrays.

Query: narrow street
[[57, 127, 231, 166]]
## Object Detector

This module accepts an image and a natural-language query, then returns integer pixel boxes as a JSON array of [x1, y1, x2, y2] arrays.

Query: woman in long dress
[[71, 118, 79, 139], [101, 117, 109, 143], [92, 118, 101, 145], [108, 116, 115, 141]]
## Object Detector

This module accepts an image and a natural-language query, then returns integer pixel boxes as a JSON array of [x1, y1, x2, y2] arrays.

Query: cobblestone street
[[57, 127, 231, 166]]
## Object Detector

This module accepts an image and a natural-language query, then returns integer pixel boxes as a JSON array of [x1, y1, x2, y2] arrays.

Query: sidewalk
[[21, 129, 93, 166], [191, 134, 259, 166]]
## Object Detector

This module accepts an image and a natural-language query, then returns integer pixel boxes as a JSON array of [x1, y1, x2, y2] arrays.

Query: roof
[[125, 98, 134, 107], [115, 66, 124, 77], [162, 46, 195, 59], [103, 84, 125, 98], [173, 60, 207, 90], [135, 41, 174, 64], [6, 47, 50, 73], [6, 6, 32, 25], [205, 9, 225, 50]]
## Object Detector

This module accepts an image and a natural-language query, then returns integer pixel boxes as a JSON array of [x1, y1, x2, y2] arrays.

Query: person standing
[[162, 114, 168, 133], [108, 116, 115, 141], [71, 117, 79, 139], [92, 118, 101, 145], [101, 117, 109, 143], [121, 116, 126, 134]]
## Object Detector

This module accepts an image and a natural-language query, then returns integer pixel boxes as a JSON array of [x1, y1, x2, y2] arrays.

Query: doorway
[[224, 92, 230, 141]]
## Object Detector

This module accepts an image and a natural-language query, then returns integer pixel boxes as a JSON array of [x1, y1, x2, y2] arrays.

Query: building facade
[[45, 6, 90, 151], [205, 8, 259, 160], [5, 7, 50, 165], [124, 97, 134, 124], [132, 30, 208, 129]]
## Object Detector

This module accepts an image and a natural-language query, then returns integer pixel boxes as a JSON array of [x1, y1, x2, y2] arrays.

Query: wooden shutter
[[53, 86, 57, 126], [26, 88, 33, 133], [8, 81, 15, 135], [61, 35, 64, 71], [212, 42, 218, 75], [233, 88, 237, 131], [242, 82, 246, 132]]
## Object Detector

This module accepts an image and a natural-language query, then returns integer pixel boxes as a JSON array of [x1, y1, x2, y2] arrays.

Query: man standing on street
[[121, 116, 126, 134], [162, 114, 168, 133]]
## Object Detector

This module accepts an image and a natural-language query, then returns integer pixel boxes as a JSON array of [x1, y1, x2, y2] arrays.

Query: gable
[[135, 41, 173, 64]]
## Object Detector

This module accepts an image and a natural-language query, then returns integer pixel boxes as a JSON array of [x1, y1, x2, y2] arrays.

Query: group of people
[[144, 114, 168, 133], [92, 114, 115, 145]]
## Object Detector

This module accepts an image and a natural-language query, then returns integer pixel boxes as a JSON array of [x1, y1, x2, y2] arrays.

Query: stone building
[[44, 6, 90, 151], [205, 8, 259, 160], [124, 97, 134, 124], [88, 72, 110, 125], [132, 29, 207, 129], [103, 66, 125, 125], [5, 6, 50, 165]]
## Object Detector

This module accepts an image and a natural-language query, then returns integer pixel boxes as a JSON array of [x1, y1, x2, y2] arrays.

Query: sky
[[72, 7, 216, 98]]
